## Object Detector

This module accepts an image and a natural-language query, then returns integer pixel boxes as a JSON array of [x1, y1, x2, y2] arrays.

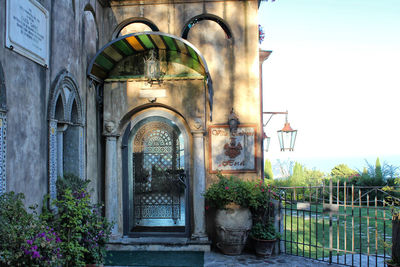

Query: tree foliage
[[264, 159, 274, 180], [330, 164, 357, 178]]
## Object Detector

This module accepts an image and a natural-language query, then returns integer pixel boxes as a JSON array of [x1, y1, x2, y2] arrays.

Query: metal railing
[[277, 181, 400, 267]]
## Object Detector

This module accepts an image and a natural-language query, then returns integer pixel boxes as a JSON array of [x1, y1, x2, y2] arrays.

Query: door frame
[[121, 108, 191, 237]]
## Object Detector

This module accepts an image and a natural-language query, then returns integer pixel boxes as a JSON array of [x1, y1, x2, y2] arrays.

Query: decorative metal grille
[[0, 112, 6, 195], [48, 120, 57, 200], [132, 121, 185, 225]]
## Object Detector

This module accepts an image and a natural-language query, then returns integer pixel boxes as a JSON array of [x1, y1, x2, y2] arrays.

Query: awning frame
[[87, 31, 213, 120]]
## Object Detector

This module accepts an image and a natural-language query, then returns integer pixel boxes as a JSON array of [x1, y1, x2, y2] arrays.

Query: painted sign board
[[6, 0, 50, 67], [209, 125, 257, 173]]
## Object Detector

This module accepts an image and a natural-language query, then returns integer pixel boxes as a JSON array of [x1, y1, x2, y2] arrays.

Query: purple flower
[[23, 248, 31, 255], [32, 251, 40, 259], [26, 239, 33, 245], [56, 237, 61, 243], [32, 245, 38, 250]]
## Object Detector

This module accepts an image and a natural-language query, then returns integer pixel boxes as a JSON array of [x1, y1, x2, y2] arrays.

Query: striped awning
[[87, 32, 213, 120], [87, 32, 210, 81]]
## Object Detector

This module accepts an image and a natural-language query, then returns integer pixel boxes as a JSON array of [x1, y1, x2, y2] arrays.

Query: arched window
[[115, 18, 159, 38], [0, 62, 6, 194], [181, 14, 232, 40], [83, 6, 98, 58], [48, 71, 84, 200]]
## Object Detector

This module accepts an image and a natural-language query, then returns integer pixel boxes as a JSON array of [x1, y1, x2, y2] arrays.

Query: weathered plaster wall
[[103, 0, 262, 180], [103, 79, 206, 133], [0, 0, 51, 208], [0, 0, 105, 207]]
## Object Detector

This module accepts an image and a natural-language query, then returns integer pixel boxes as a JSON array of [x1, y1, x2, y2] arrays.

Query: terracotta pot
[[85, 264, 104, 267], [251, 237, 277, 257], [215, 204, 252, 255]]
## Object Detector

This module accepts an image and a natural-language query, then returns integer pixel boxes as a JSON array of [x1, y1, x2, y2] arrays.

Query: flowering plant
[[40, 174, 111, 266], [21, 225, 63, 266], [204, 173, 257, 210], [258, 25, 265, 44], [0, 192, 63, 266], [82, 203, 112, 265]]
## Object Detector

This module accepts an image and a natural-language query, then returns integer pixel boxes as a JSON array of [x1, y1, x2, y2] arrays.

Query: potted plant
[[249, 180, 281, 257], [204, 174, 255, 255]]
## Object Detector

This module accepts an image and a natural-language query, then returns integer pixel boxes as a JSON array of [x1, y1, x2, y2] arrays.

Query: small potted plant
[[204, 173, 255, 255], [249, 180, 281, 257]]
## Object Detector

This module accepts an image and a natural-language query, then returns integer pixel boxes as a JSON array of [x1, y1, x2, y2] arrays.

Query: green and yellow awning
[[87, 32, 213, 120], [87, 32, 210, 81]]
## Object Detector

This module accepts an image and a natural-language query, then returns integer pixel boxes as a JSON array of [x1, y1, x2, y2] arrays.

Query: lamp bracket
[[263, 111, 288, 127]]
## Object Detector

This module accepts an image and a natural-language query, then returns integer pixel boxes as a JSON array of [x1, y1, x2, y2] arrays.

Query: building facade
[[0, 0, 264, 250]]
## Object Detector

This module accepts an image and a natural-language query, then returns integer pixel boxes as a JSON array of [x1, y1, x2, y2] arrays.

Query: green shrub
[[250, 221, 280, 240], [0, 192, 36, 266], [56, 173, 90, 200]]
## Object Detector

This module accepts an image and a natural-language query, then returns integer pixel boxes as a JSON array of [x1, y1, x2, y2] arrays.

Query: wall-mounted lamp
[[263, 132, 271, 152], [228, 108, 240, 133], [277, 113, 297, 151], [263, 111, 297, 152]]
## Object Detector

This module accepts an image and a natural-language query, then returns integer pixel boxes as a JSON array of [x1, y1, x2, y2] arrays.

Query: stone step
[[107, 237, 211, 252]]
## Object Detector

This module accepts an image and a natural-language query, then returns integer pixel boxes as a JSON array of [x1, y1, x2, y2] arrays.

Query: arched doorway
[[88, 32, 211, 238], [122, 110, 190, 237]]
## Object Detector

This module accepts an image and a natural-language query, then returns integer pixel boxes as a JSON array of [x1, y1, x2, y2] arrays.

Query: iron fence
[[277, 181, 400, 267]]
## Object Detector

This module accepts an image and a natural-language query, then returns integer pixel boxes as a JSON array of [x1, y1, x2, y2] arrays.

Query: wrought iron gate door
[[131, 118, 186, 231]]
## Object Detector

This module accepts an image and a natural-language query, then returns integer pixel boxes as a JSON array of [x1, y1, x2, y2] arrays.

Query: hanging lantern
[[144, 49, 162, 85], [228, 108, 240, 134], [263, 132, 271, 152], [277, 115, 297, 151]]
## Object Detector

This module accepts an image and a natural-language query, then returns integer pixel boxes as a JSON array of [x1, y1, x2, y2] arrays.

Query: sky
[[258, 0, 400, 173]]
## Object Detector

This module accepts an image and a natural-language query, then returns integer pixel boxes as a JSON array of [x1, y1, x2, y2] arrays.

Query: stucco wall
[[103, 0, 262, 181], [0, 0, 105, 207], [0, 0, 262, 213]]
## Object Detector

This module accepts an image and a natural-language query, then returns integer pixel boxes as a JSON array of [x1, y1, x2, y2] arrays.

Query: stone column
[[192, 130, 208, 240], [105, 135, 119, 237]]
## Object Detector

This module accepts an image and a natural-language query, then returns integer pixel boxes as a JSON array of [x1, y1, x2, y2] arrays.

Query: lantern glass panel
[[290, 130, 297, 151], [278, 130, 296, 151], [264, 136, 271, 152]]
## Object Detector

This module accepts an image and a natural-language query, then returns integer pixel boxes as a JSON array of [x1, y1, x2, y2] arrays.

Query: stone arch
[[118, 103, 188, 137], [83, 4, 98, 58], [48, 71, 84, 200], [0, 62, 7, 194], [112, 17, 160, 38], [181, 14, 233, 40]]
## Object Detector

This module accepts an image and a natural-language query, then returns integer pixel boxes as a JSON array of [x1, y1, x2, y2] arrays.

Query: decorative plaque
[[208, 125, 257, 173], [6, 0, 50, 67]]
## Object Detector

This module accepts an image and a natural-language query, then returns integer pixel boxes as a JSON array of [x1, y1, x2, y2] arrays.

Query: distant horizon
[[266, 154, 400, 177]]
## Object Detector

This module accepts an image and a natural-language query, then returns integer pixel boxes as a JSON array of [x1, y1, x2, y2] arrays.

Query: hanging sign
[[209, 125, 257, 173], [6, 0, 50, 67]]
